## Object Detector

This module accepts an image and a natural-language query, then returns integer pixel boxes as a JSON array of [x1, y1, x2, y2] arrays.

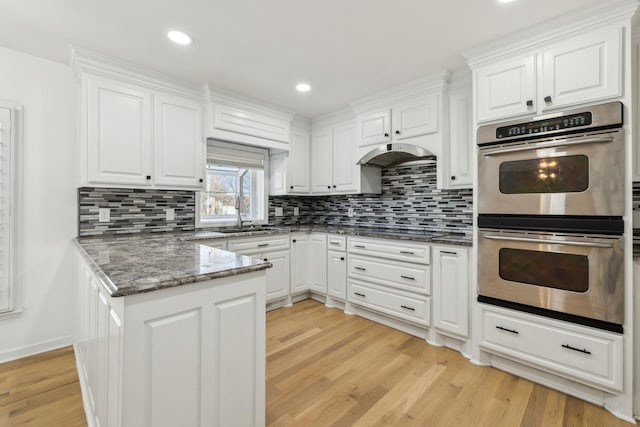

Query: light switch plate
[[294, 207, 300, 216], [166, 208, 175, 221], [98, 208, 110, 223], [275, 207, 284, 217]]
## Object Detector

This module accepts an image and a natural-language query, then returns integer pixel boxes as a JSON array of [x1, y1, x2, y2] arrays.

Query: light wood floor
[[0, 300, 635, 426]]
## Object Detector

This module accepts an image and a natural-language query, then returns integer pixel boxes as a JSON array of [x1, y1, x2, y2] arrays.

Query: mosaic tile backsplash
[[79, 160, 473, 237], [78, 187, 195, 236]]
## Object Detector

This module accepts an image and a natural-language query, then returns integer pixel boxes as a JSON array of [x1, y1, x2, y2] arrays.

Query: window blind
[[207, 140, 266, 170], [0, 107, 12, 312]]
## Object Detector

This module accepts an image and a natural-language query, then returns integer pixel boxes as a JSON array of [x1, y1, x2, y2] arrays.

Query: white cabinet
[[432, 246, 469, 338], [309, 234, 327, 294], [311, 124, 381, 195], [83, 75, 204, 190], [290, 233, 310, 294], [442, 86, 473, 189], [474, 25, 622, 123], [86, 76, 153, 186], [327, 251, 347, 300], [262, 250, 290, 302], [270, 131, 311, 195], [356, 95, 440, 147], [211, 102, 290, 143], [153, 94, 204, 188]]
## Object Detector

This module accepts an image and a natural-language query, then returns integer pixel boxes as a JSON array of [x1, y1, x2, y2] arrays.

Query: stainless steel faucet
[[235, 195, 245, 228]]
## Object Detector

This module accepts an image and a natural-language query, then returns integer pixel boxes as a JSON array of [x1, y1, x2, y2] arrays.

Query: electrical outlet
[[294, 207, 300, 216], [348, 208, 355, 218], [166, 208, 175, 221], [98, 208, 110, 223], [275, 207, 284, 217]]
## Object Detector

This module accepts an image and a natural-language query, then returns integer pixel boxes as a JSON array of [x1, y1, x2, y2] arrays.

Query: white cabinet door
[[444, 90, 473, 189], [540, 25, 621, 111], [356, 109, 391, 147], [269, 152, 287, 196], [475, 55, 536, 123], [332, 124, 358, 193], [289, 131, 310, 193], [153, 94, 204, 189], [262, 250, 290, 302], [308, 234, 327, 294], [432, 246, 469, 338], [327, 250, 347, 300], [290, 234, 310, 294], [87, 77, 152, 186], [310, 129, 333, 194], [392, 96, 439, 140]]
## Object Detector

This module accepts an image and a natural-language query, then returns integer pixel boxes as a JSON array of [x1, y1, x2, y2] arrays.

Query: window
[[197, 141, 268, 227], [0, 106, 15, 313]]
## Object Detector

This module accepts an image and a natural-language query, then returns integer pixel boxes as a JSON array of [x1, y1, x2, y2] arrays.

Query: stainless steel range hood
[[357, 143, 434, 167]]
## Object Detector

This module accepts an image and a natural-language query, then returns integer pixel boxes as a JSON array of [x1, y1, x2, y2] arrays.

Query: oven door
[[477, 229, 624, 325], [477, 130, 624, 216]]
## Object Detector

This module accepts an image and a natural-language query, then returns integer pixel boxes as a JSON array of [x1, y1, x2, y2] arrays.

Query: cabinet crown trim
[[463, 0, 637, 67], [350, 70, 451, 114], [70, 46, 205, 101], [205, 84, 296, 122]]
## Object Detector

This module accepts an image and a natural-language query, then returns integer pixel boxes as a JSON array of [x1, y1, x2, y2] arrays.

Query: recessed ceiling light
[[167, 30, 193, 45], [296, 83, 312, 92]]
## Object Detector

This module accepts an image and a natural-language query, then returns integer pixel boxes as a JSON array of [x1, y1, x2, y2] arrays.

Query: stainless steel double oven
[[477, 102, 625, 332]]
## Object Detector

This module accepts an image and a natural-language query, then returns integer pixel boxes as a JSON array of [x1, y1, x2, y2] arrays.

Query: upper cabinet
[[473, 24, 622, 123], [270, 128, 311, 195], [356, 109, 391, 146], [441, 80, 473, 190]]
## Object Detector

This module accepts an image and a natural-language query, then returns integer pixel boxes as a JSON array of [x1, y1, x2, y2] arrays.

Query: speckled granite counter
[[76, 234, 271, 297]]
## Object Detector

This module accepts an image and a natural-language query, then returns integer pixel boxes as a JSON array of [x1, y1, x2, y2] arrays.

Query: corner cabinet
[[473, 24, 622, 123], [81, 75, 205, 190], [432, 245, 469, 338]]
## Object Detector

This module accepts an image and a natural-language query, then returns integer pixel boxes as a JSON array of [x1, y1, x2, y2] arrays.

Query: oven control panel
[[496, 112, 593, 139]]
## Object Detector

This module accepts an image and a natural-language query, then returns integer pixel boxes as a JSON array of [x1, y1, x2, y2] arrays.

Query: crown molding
[[291, 115, 312, 132], [70, 46, 205, 101], [448, 67, 472, 91], [349, 70, 451, 114], [205, 84, 296, 122], [464, 0, 638, 68], [310, 107, 355, 131]]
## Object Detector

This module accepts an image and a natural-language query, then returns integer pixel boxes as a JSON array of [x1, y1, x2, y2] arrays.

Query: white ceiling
[[0, 0, 600, 118]]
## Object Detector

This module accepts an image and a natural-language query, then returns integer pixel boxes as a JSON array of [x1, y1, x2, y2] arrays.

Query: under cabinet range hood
[[357, 143, 434, 167]]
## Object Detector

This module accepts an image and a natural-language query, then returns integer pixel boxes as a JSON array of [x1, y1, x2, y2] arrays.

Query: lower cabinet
[[432, 245, 469, 338], [262, 250, 290, 301], [290, 233, 310, 294], [309, 233, 327, 294], [327, 249, 347, 300]]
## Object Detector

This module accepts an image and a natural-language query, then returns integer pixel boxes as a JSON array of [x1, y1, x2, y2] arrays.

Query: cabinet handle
[[340, 257, 345, 261], [384, 133, 389, 137], [292, 239, 297, 243], [263, 258, 268, 262], [440, 251, 457, 255], [400, 275, 415, 281], [395, 130, 400, 135], [354, 245, 366, 249], [354, 266, 366, 271], [258, 243, 270, 247], [333, 185, 336, 188], [451, 176, 456, 180], [496, 325, 519, 335], [544, 95, 552, 103], [354, 292, 366, 298], [327, 186, 331, 189], [400, 305, 415, 311], [399, 250, 414, 255], [199, 178, 203, 183], [562, 344, 591, 355], [290, 186, 294, 189], [146, 175, 151, 180], [526, 100, 534, 107]]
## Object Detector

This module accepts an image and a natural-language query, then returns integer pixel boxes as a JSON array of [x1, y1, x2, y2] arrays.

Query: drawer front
[[481, 309, 622, 392], [348, 237, 429, 264], [348, 255, 430, 295], [227, 235, 290, 254], [349, 280, 430, 326], [327, 234, 347, 251]]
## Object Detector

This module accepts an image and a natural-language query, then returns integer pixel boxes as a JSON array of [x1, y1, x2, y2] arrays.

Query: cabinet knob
[[451, 176, 456, 180], [199, 178, 203, 183], [384, 133, 389, 137], [290, 186, 294, 189], [332, 185, 336, 188], [292, 239, 297, 243], [526, 100, 533, 107], [263, 258, 268, 262], [146, 175, 151, 180], [395, 130, 400, 135], [327, 186, 331, 189], [544, 96, 552, 103], [340, 257, 345, 261]]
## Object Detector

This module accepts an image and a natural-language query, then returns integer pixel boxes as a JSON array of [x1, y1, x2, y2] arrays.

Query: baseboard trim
[[0, 335, 73, 363]]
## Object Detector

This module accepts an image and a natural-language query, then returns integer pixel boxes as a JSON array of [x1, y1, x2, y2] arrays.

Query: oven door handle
[[482, 234, 614, 248], [481, 136, 614, 157]]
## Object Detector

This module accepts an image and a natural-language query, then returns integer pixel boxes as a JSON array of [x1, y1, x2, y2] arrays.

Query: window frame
[[196, 141, 269, 228]]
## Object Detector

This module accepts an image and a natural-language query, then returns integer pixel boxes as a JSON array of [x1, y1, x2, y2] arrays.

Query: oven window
[[499, 155, 589, 194], [498, 248, 589, 292]]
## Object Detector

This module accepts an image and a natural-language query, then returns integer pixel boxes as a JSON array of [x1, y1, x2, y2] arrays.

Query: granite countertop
[[76, 234, 271, 297]]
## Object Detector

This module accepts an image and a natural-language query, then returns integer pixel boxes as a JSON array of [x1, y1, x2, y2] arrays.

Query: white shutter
[[0, 107, 13, 312]]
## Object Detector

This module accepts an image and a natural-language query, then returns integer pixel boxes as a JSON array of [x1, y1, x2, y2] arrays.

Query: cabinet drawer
[[348, 237, 429, 264], [348, 255, 430, 295], [349, 280, 430, 327], [481, 308, 623, 392], [227, 235, 290, 254], [327, 235, 346, 251]]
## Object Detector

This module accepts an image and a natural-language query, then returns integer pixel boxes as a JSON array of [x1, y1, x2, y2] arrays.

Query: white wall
[[0, 46, 77, 362]]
